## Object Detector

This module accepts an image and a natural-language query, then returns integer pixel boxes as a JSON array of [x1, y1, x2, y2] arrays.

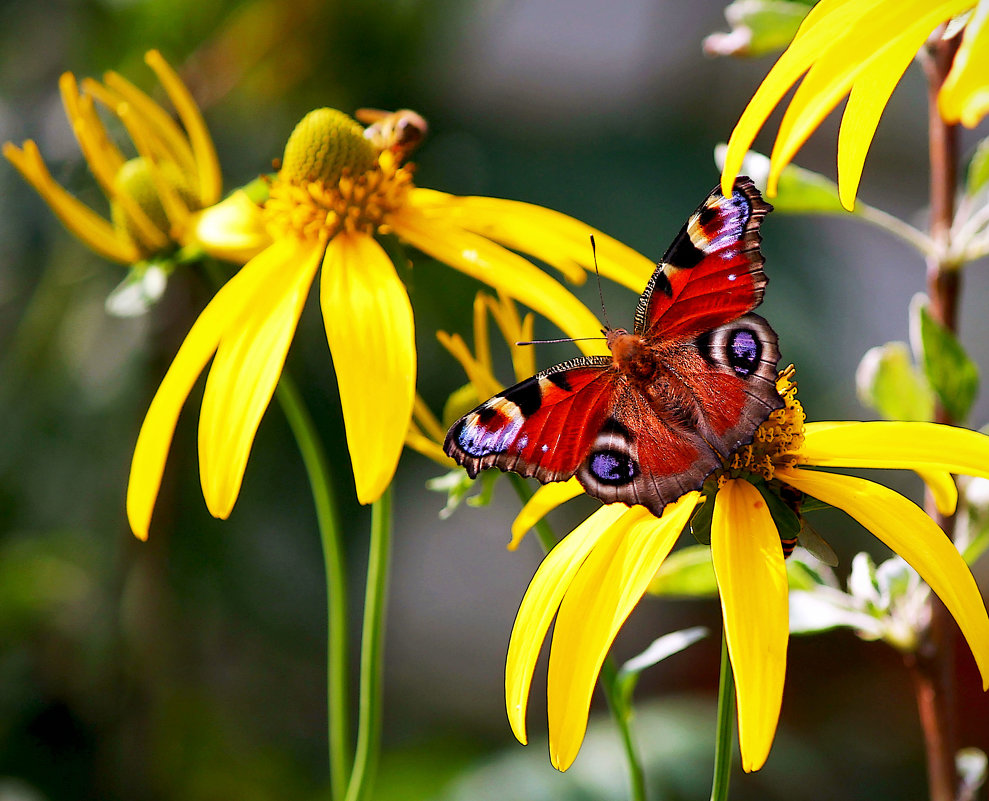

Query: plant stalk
[[710, 631, 735, 801], [913, 32, 962, 801], [344, 487, 393, 801]]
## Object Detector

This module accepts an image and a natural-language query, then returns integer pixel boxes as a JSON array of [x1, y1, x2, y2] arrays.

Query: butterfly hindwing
[[634, 177, 772, 340]]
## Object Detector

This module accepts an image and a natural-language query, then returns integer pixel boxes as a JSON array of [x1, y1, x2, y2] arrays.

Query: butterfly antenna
[[590, 235, 612, 332], [516, 336, 608, 346]]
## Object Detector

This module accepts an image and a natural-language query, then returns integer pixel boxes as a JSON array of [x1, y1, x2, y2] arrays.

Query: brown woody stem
[[913, 31, 962, 801]]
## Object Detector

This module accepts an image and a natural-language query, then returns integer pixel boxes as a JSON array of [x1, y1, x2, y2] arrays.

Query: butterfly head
[[607, 328, 657, 382]]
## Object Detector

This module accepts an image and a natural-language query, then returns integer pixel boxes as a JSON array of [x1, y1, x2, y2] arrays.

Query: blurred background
[[1, 0, 988, 799]]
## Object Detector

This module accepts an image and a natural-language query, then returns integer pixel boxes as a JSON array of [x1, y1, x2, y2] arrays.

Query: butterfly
[[443, 177, 784, 519]]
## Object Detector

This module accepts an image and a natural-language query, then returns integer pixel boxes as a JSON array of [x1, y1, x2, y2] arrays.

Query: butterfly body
[[444, 178, 784, 518]]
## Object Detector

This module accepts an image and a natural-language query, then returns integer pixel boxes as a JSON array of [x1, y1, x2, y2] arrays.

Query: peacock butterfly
[[443, 177, 784, 518]]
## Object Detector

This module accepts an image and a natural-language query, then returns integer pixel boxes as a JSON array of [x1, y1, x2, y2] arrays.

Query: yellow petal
[[390, 207, 608, 356], [505, 503, 629, 746], [801, 421, 989, 481], [711, 479, 788, 773], [192, 190, 273, 263], [917, 469, 958, 516], [835, 28, 924, 209], [435, 330, 502, 400], [2, 140, 139, 263], [321, 232, 416, 504], [509, 478, 585, 551], [547, 494, 697, 770], [409, 189, 655, 292], [721, 0, 879, 197], [126, 244, 283, 539], [767, 0, 966, 200], [779, 467, 989, 688], [405, 423, 456, 468], [939, 1, 989, 127], [145, 50, 223, 205], [198, 238, 320, 518]]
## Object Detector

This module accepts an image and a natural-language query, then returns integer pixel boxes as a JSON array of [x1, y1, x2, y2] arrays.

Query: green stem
[[274, 376, 351, 801], [344, 487, 393, 801], [600, 659, 648, 801], [198, 259, 353, 796], [710, 631, 735, 801], [507, 474, 647, 801]]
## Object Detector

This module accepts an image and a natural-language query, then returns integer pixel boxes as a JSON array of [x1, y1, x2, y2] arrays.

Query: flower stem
[[913, 32, 962, 801], [274, 375, 351, 801], [507, 474, 647, 801], [710, 630, 735, 801], [344, 486, 393, 801]]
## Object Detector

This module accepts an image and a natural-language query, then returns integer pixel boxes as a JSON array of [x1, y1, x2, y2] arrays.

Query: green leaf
[[426, 468, 495, 519], [789, 590, 884, 637], [647, 544, 717, 597], [965, 136, 989, 196], [855, 341, 934, 421], [688, 494, 713, 545], [912, 296, 980, 423], [757, 483, 801, 541], [704, 0, 811, 58], [714, 146, 846, 214], [615, 627, 708, 707]]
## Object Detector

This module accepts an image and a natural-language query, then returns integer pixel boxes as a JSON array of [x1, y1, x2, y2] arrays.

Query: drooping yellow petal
[[321, 231, 416, 504], [801, 421, 989, 481], [145, 50, 223, 205], [836, 26, 926, 209], [939, 1, 989, 127], [59, 73, 124, 196], [711, 479, 788, 773], [509, 478, 585, 551], [390, 206, 608, 356], [917, 469, 958, 516], [409, 189, 655, 292], [405, 423, 455, 468], [192, 190, 272, 263], [2, 140, 139, 263], [198, 237, 321, 518], [126, 244, 286, 539], [547, 495, 697, 771], [767, 0, 967, 202], [721, 0, 882, 197], [435, 331, 502, 400], [779, 467, 989, 688], [505, 503, 629, 746]]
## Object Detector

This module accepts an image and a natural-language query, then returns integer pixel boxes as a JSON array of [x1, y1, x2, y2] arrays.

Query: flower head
[[720, 0, 989, 210], [129, 106, 655, 539], [3, 50, 220, 264], [507, 367, 989, 772]]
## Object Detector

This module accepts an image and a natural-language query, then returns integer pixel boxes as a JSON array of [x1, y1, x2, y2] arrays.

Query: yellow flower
[[128, 107, 654, 540], [3, 50, 220, 263], [507, 367, 989, 772], [720, 0, 989, 210]]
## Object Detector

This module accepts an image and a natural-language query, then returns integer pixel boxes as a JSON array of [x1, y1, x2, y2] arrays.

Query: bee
[[356, 108, 428, 160]]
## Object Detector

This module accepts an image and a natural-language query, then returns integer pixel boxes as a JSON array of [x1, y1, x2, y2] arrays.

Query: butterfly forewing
[[635, 178, 772, 340]]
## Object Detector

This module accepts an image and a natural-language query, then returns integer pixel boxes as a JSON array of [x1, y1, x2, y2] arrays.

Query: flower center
[[719, 364, 806, 485], [263, 107, 415, 243]]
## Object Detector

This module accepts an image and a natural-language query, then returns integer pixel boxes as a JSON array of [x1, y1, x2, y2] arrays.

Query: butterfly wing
[[445, 357, 616, 482], [634, 176, 772, 339]]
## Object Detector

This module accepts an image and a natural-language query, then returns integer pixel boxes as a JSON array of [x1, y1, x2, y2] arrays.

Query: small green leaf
[[855, 341, 934, 421], [912, 296, 980, 423], [848, 552, 881, 608], [426, 468, 494, 519], [647, 544, 717, 597], [789, 590, 884, 637], [714, 146, 846, 214], [965, 136, 989, 196], [757, 483, 801, 541], [688, 494, 714, 545], [615, 627, 708, 707], [703, 0, 811, 58]]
